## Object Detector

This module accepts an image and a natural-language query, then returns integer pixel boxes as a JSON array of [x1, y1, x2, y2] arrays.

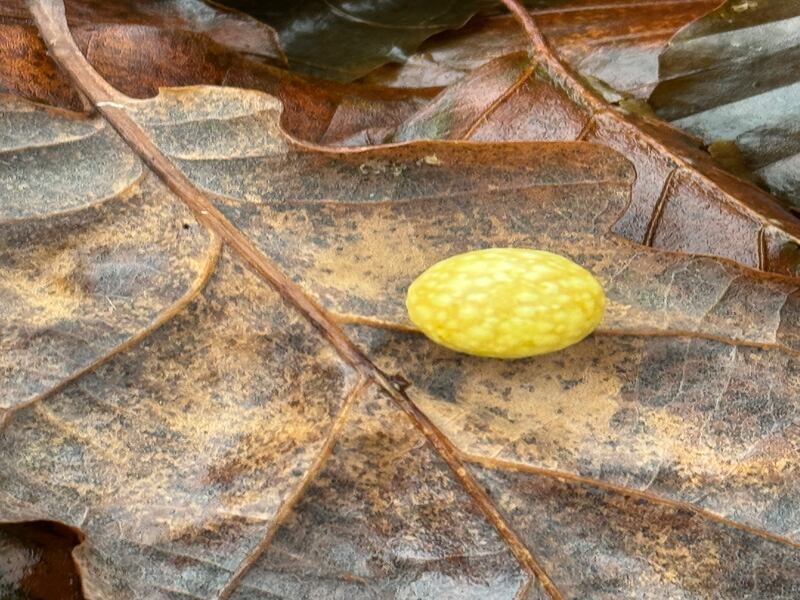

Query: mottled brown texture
[[60, 0, 284, 60], [0, 95, 141, 219], [4, 2, 800, 598], [389, 49, 800, 275], [350, 326, 800, 544], [650, 0, 800, 211], [230, 386, 539, 600], [1, 252, 360, 598], [471, 466, 800, 598], [0, 97, 217, 417], [0, 1, 434, 144], [121, 86, 800, 355], [6, 76, 800, 597], [0, 0, 283, 62], [2, 52, 547, 596]]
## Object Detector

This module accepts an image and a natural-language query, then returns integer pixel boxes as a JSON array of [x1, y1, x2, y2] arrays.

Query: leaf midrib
[[26, 1, 564, 597]]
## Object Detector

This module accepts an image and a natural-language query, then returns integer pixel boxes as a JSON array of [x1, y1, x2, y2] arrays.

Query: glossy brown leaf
[[0, 0, 284, 63], [3, 1, 800, 598], [0, 521, 83, 600], [389, 47, 800, 276], [0, 0, 435, 145], [362, 0, 722, 98], [214, 0, 500, 82], [650, 0, 800, 211]]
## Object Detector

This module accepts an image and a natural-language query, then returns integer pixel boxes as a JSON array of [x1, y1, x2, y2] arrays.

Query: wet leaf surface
[[3, 1, 800, 598], [0, 96, 218, 416], [363, 0, 722, 97], [214, 0, 500, 82], [351, 327, 800, 545], [5, 77, 800, 597], [125, 86, 800, 353], [234, 386, 541, 600], [0, 521, 83, 600], [2, 248, 361, 597], [1, 0, 284, 62], [0, 0, 435, 144], [388, 49, 800, 275], [650, 0, 800, 211]]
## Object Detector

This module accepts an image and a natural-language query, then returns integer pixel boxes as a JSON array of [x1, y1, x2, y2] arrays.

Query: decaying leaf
[[650, 0, 800, 211], [0, 0, 284, 62], [386, 22, 800, 276], [0, 94, 219, 414], [2, 248, 365, 598], [0, 0, 436, 144], [3, 0, 800, 598], [124, 85, 800, 353], [363, 0, 722, 97], [352, 327, 800, 543], [0, 521, 83, 599], [214, 0, 500, 82], [471, 465, 800, 598], [1, 71, 622, 595], [232, 386, 543, 600]]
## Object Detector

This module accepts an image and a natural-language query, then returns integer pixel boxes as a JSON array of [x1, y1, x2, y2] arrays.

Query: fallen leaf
[[471, 465, 800, 598], [1, 71, 611, 596], [0, 0, 435, 144], [650, 0, 800, 211], [0, 94, 219, 415], [123, 85, 800, 352], [3, 1, 800, 598], [362, 0, 722, 97], [387, 21, 800, 276], [1, 0, 284, 62], [214, 0, 501, 81], [124, 86, 800, 552], [237, 386, 545, 599]]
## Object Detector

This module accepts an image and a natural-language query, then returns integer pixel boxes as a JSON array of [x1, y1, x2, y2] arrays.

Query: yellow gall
[[406, 248, 605, 358]]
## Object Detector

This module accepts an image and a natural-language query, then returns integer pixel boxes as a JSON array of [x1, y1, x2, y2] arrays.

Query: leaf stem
[[26, 1, 565, 597], [500, 0, 800, 270]]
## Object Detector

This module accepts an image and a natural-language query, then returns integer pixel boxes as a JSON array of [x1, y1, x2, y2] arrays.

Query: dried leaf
[[3, 1, 800, 598], [0, 0, 435, 145], [388, 47, 800, 275], [127, 86, 800, 352], [231, 387, 543, 600], [2, 249, 362, 597], [351, 327, 800, 548], [5, 73, 800, 596], [1, 0, 284, 61], [0, 95, 218, 414], [650, 0, 800, 210], [0, 70, 617, 598], [472, 465, 800, 598], [362, 0, 721, 97]]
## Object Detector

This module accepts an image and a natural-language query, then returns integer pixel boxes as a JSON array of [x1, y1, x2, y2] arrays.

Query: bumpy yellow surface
[[406, 248, 606, 358]]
